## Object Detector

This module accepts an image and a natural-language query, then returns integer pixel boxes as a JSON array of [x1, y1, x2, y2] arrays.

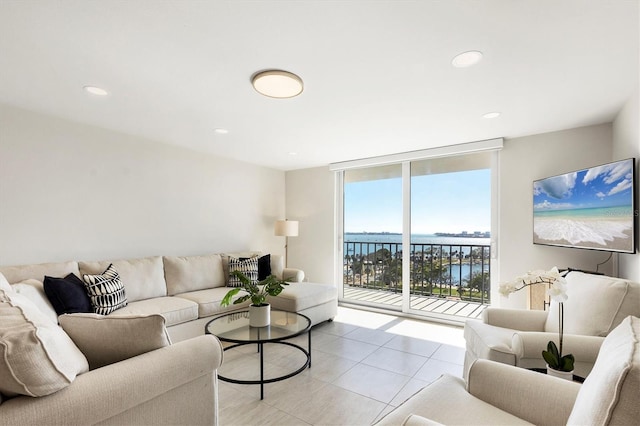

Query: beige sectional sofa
[[0, 251, 337, 342], [0, 251, 337, 425]]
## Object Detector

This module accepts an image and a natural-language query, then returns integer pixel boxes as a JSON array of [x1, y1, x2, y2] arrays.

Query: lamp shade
[[274, 220, 299, 237]]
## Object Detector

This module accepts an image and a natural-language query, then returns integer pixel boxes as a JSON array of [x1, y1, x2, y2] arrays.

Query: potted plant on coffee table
[[220, 271, 288, 327]]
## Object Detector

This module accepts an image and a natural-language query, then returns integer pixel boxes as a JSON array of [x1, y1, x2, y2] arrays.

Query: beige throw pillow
[[567, 316, 639, 425], [59, 313, 171, 370], [0, 289, 89, 397]]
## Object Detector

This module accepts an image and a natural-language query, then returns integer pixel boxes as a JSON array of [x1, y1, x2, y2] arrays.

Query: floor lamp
[[274, 220, 299, 267]]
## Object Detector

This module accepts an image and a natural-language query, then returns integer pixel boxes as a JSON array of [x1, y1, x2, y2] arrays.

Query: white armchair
[[376, 316, 640, 425], [464, 271, 640, 378]]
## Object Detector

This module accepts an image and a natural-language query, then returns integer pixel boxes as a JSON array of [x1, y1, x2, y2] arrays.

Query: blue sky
[[344, 169, 491, 234], [533, 159, 634, 211]]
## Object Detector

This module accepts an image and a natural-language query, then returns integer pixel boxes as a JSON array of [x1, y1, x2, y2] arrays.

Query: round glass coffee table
[[205, 310, 311, 400]]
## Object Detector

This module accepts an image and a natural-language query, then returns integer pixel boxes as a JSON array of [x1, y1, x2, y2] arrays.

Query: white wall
[[612, 88, 640, 282], [498, 124, 614, 308], [0, 105, 286, 266], [286, 124, 616, 308], [284, 166, 336, 283]]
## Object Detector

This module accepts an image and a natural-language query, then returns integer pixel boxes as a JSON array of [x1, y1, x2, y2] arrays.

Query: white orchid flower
[[547, 281, 568, 303], [498, 282, 517, 297], [502, 267, 569, 302]]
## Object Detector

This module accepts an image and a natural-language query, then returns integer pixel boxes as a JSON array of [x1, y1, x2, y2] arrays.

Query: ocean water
[[534, 205, 633, 219]]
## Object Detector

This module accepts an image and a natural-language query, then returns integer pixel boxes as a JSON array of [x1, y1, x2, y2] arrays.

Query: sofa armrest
[[483, 307, 548, 331], [0, 335, 223, 426], [467, 359, 580, 425], [512, 332, 604, 364], [283, 267, 305, 282]]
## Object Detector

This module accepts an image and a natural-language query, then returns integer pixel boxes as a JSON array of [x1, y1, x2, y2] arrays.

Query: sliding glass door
[[408, 153, 492, 320], [342, 164, 403, 309], [338, 149, 496, 322]]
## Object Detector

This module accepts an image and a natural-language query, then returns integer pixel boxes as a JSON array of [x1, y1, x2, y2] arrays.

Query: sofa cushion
[[268, 282, 337, 312], [11, 278, 59, 324], [79, 256, 167, 302], [44, 273, 92, 316], [82, 264, 128, 315], [108, 296, 199, 326], [545, 272, 632, 336], [163, 254, 225, 295], [175, 287, 251, 318], [0, 288, 89, 397], [567, 316, 639, 425], [59, 313, 171, 370], [0, 260, 80, 284], [228, 256, 259, 287]]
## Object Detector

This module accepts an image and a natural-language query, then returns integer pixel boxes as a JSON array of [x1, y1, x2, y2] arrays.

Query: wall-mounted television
[[533, 158, 636, 253]]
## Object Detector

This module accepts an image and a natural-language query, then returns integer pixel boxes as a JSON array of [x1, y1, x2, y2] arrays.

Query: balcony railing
[[344, 241, 491, 305]]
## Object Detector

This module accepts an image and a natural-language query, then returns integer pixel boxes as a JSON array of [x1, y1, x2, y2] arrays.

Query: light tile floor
[[219, 306, 465, 426]]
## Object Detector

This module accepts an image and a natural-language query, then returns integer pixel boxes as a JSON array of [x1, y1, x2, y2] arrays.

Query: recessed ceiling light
[[288, 152, 298, 156], [482, 112, 501, 119], [214, 128, 229, 134], [252, 70, 303, 99], [83, 85, 108, 96], [451, 51, 483, 68]]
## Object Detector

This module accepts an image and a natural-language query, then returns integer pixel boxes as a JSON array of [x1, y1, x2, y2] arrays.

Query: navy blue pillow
[[257, 254, 271, 281], [240, 254, 272, 281], [43, 273, 92, 316]]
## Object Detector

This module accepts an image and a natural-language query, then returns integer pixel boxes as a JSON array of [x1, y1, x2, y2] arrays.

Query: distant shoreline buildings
[[434, 231, 491, 238]]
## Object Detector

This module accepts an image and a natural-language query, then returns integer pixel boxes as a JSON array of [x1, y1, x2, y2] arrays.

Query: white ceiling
[[0, 0, 638, 171]]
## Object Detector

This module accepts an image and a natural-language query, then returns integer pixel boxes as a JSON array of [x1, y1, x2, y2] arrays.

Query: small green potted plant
[[221, 271, 288, 327]]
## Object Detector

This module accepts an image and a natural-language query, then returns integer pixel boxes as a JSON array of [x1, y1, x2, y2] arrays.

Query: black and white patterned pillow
[[82, 264, 128, 315], [228, 257, 259, 287]]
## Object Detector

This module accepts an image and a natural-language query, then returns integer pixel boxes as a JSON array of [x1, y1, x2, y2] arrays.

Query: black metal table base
[[218, 331, 312, 400]]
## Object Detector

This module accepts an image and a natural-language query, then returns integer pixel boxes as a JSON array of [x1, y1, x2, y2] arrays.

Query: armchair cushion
[[375, 372, 531, 425], [567, 315, 640, 425], [59, 313, 171, 370], [463, 320, 517, 366], [483, 307, 548, 331], [545, 272, 632, 336], [401, 415, 444, 426]]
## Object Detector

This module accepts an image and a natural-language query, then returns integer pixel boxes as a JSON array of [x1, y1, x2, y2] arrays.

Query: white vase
[[546, 364, 573, 380], [249, 304, 270, 327]]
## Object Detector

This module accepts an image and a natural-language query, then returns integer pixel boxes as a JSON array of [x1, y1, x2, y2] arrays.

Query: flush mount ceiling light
[[251, 70, 303, 98], [214, 128, 229, 134], [83, 85, 108, 96], [482, 112, 501, 119], [451, 51, 483, 68]]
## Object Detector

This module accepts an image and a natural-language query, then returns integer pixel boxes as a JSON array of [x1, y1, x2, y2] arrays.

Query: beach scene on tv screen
[[533, 159, 635, 252]]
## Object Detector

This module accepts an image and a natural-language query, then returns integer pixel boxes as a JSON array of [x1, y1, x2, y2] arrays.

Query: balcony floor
[[343, 286, 487, 320]]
